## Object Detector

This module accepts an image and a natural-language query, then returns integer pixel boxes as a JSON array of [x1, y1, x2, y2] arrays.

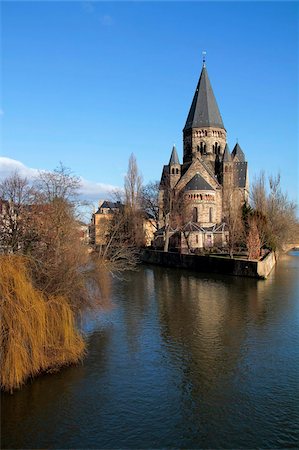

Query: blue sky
[[1, 1, 298, 203]]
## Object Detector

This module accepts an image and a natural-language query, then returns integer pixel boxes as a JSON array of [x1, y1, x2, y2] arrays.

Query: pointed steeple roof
[[185, 173, 214, 191], [232, 143, 245, 162], [222, 144, 232, 162], [169, 145, 180, 165], [184, 65, 225, 131]]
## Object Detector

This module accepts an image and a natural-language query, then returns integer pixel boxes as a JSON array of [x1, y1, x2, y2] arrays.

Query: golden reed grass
[[0, 255, 85, 392]]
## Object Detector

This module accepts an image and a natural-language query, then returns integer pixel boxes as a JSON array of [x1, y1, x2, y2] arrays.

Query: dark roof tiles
[[169, 145, 180, 165], [185, 173, 214, 191], [235, 162, 247, 188], [222, 144, 232, 162], [232, 143, 245, 162], [184, 66, 225, 131]]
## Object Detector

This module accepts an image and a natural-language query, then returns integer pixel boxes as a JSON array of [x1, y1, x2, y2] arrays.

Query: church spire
[[184, 63, 225, 131], [232, 142, 245, 161], [169, 145, 180, 165]]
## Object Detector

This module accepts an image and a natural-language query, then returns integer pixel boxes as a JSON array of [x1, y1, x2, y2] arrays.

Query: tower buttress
[[168, 145, 181, 188]]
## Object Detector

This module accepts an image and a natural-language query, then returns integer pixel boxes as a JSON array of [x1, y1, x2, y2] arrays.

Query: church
[[156, 58, 249, 251]]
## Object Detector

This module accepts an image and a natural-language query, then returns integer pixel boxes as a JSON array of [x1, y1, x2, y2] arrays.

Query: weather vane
[[202, 51, 207, 67]]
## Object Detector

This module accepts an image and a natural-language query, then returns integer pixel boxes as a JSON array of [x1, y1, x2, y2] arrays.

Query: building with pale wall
[[90, 200, 121, 246], [90, 200, 155, 247]]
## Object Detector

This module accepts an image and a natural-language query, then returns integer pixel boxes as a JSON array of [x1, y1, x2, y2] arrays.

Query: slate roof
[[235, 162, 247, 188], [96, 201, 122, 213], [222, 144, 232, 162], [160, 165, 169, 187], [185, 173, 214, 191], [232, 143, 245, 162], [169, 145, 180, 165], [184, 66, 225, 131]]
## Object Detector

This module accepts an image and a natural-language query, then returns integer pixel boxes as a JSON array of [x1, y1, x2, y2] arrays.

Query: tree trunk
[[164, 225, 170, 252]]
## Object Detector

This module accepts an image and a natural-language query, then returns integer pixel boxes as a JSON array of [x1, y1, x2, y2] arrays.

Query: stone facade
[[157, 62, 249, 251]]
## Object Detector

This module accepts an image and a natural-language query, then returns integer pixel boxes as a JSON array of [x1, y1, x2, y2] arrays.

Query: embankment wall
[[141, 249, 276, 279]]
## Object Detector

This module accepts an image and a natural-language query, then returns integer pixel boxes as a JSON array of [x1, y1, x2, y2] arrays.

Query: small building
[[90, 200, 122, 246]]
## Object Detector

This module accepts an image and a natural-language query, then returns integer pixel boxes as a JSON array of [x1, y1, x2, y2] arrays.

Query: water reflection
[[2, 253, 299, 449]]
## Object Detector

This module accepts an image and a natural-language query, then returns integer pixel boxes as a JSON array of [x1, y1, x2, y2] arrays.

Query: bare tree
[[246, 216, 261, 260], [0, 172, 36, 253], [251, 172, 298, 251], [140, 180, 160, 230], [123, 153, 145, 247], [0, 166, 104, 310], [93, 207, 139, 277], [34, 162, 80, 204], [161, 187, 192, 253], [124, 153, 142, 211]]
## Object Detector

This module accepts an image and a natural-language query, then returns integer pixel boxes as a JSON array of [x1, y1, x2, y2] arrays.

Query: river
[[2, 252, 299, 449]]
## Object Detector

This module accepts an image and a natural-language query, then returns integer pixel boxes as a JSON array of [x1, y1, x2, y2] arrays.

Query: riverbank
[[141, 248, 276, 279]]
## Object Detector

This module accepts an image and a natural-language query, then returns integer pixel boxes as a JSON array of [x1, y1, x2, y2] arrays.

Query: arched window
[[205, 130, 207, 136], [171, 168, 175, 174], [214, 142, 221, 155], [193, 207, 198, 222], [200, 142, 206, 155], [176, 168, 179, 174], [209, 207, 213, 222]]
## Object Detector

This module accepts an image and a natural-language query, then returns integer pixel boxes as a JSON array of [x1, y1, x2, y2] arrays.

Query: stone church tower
[[157, 59, 249, 250]]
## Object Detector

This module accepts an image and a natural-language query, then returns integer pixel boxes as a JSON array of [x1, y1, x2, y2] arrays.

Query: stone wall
[[257, 251, 277, 278], [183, 126, 227, 163], [141, 249, 277, 279]]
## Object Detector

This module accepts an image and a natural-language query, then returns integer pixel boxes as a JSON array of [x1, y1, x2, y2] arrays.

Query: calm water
[[2, 252, 299, 449]]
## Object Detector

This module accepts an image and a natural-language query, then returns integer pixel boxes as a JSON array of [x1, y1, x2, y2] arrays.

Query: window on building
[[209, 207, 213, 222], [193, 207, 198, 222], [195, 235, 198, 244]]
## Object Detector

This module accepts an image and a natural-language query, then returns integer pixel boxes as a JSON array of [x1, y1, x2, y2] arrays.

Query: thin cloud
[[100, 15, 114, 26], [81, 1, 95, 14], [0, 156, 120, 201], [79, 177, 119, 201]]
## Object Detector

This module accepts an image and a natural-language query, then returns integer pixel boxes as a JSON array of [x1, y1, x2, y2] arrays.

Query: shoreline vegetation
[[0, 256, 85, 392], [1, 160, 298, 392], [0, 159, 142, 392]]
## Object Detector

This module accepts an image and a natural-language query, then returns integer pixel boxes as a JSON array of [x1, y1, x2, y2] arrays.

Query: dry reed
[[0, 255, 85, 392]]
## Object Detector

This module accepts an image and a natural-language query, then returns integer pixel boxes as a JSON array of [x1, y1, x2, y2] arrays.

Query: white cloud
[[0, 156, 120, 201], [79, 177, 120, 201], [0, 156, 40, 179]]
